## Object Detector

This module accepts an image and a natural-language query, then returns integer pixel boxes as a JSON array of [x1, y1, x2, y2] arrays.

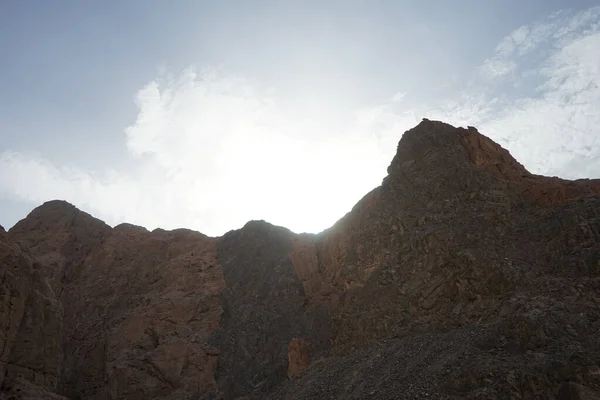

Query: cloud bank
[[1, 7, 599, 235], [0, 68, 402, 234]]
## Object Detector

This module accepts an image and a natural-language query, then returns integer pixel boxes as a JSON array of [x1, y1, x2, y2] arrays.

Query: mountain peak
[[386, 119, 600, 205], [388, 118, 527, 178], [10, 199, 109, 236]]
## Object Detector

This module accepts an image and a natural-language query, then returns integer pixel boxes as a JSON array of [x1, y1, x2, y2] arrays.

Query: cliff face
[[7, 203, 225, 399], [0, 222, 64, 399], [1, 119, 599, 399], [213, 222, 331, 399], [290, 121, 600, 356], [275, 120, 600, 399]]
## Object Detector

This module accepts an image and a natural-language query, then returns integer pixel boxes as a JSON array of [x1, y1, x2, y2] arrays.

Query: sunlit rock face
[[2, 119, 600, 399]]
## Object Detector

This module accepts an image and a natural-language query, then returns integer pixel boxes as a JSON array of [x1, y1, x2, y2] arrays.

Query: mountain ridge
[[1, 119, 600, 399], [9, 118, 600, 239]]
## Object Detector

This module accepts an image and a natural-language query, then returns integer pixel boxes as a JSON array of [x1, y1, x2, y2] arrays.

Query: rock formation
[[287, 338, 311, 380], [1, 119, 599, 399], [0, 221, 65, 399]]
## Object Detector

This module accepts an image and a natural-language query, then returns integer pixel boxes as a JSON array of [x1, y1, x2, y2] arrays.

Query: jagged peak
[[9, 199, 110, 238], [386, 119, 600, 205], [388, 118, 528, 179]]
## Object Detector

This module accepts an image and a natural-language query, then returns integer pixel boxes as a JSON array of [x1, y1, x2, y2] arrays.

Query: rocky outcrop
[[4, 264, 63, 392], [559, 382, 600, 400], [288, 120, 600, 353], [287, 338, 311, 379], [274, 119, 600, 398], [1, 227, 32, 388], [2, 119, 600, 399], [457, 125, 600, 205], [212, 221, 331, 399], [65, 225, 224, 400], [8, 203, 225, 399]]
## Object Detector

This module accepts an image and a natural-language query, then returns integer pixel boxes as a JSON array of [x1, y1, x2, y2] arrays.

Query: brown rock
[[559, 382, 600, 400], [9, 205, 225, 399], [0, 228, 34, 387], [271, 119, 600, 399], [456, 125, 600, 205], [1, 220, 63, 397], [4, 119, 600, 400], [288, 338, 311, 379], [1, 377, 69, 399], [213, 221, 331, 399], [4, 266, 63, 392]]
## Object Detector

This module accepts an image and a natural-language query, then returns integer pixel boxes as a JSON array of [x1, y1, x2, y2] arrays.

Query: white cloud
[[495, 25, 530, 57], [478, 59, 517, 79], [1, 8, 599, 235], [0, 68, 401, 235], [476, 11, 600, 178], [479, 6, 600, 81]]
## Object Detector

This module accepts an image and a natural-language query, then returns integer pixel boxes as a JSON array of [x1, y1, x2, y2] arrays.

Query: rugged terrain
[[1, 119, 599, 399]]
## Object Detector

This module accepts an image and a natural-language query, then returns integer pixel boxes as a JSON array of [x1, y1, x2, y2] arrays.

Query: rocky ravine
[[1, 119, 599, 400]]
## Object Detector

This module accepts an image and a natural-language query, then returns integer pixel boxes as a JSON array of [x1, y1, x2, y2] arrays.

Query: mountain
[[1, 119, 599, 399]]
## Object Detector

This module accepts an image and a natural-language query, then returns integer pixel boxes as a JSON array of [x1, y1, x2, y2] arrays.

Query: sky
[[1, 1, 599, 236]]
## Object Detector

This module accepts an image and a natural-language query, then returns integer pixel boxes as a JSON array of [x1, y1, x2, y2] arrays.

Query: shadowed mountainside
[[1, 119, 599, 399]]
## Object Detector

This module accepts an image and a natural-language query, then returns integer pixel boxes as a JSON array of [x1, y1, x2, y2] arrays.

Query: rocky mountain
[[1, 119, 599, 399]]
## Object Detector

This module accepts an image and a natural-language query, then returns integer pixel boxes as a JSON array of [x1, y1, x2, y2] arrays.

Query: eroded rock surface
[[1, 218, 63, 398], [7, 203, 225, 399], [212, 221, 331, 399], [287, 338, 311, 380], [276, 120, 600, 398]]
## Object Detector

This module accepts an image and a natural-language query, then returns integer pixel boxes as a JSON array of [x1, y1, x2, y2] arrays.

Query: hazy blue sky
[[1, 1, 599, 235]]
